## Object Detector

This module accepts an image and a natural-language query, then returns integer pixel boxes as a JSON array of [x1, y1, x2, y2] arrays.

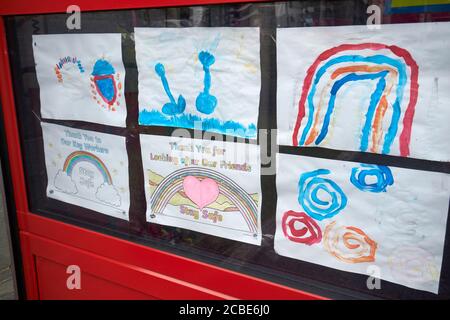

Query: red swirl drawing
[[282, 210, 322, 245]]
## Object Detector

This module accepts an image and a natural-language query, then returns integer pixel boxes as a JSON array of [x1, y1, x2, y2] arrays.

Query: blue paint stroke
[[92, 59, 115, 76], [139, 109, 257, 138], [317, 71, 388, 151], [95, 78, 115, 102], [300, 54, 407, 155], [350, 164, 394, 193], [154, 63, 186, 115], [298, 169, 347, 221], [77, 60, 85, 73], [196, 51, 218, 114]]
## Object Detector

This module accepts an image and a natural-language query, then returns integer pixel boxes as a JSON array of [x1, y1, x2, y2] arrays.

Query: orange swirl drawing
[[323, 221, 377, 263]]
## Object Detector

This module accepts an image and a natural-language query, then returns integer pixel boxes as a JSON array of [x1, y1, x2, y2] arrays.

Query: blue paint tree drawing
[[154, 63, 186, 115]]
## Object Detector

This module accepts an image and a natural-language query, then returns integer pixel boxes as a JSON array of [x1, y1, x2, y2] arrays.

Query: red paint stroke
[[282, 210, 322, 245], [292, 43, 419, 157]]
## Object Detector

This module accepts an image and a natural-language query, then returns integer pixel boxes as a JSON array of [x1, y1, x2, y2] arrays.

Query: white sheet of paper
[[135, 28, 261, 139], [277, 22, 450, 162], [140, 134, 262, 245], [275, 153, 449, 293], [33, 34, 127, 127], [42, 122, 130, 220]]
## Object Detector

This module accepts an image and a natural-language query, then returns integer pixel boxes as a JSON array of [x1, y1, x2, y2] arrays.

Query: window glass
[[5, 0, 450, 299]]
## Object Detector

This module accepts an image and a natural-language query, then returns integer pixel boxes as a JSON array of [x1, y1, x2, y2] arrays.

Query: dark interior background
[[4, 0, 450, 299]]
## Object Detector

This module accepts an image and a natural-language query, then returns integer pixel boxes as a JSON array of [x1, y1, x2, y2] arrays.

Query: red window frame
[[0, 0, 325, 300]]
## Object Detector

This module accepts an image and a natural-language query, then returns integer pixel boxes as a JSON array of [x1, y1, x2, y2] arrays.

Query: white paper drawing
[[277, 22, 450, 162], [33, 34, 126, 127], [42, 122, 130, 220], [135, 28, 261, 139], [140, 134, 262, 245], [275, 153, 450, 294]]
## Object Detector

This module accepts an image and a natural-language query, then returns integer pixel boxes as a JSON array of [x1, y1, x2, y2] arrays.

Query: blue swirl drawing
[[154, 62, 186, 115], [298, 169, 347, 221], [196, 51, 218, 114], [350, 164, 394, 193]]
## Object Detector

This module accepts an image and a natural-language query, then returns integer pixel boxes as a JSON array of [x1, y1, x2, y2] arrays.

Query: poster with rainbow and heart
[[33, 34, 127, 127], [140, 134, 262, 245], [42, 122, 130, 220], [277, 22, 450, 162]]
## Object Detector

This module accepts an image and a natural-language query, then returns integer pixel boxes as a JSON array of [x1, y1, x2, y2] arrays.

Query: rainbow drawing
[[292, 43, 419, 157], [63, 151, 113, 185], [150, 167, 259, 234]]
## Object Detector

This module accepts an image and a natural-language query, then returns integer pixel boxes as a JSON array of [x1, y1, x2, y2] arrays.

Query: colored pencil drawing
[[278, 23, 450, 162], [141, 49, 256, 137], [53, 57, 123, 112], [33, 34, 127, 127], [149, 167, 259, 234], [281, 210, 322, 245], [323, 221, 377, 263], [388, 246, 440, 285]]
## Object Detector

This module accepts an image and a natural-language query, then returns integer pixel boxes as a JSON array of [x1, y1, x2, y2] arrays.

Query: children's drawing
[[388, 246, 439, 287], [42, 122, 130, 220], [275, 153, 449, 293], [323, 221, 377, 264], [56, 150, 121, 206], [135, 28, 261, 139], [54, 56, 85, 83], [277, 23, 450, 161], [350, 164, 393, 193], [282, 210, 322, 245], [182, 176, 219, 210], [196, 51, 218, 114], [150, 167, 259, 234], [90, 59, 122, 111], [293, 43, 418, 156], [155, 63, 186, 115], [140, 134, 262, 245], [298, 169, 347, 221], [33, 34, 127, 127]]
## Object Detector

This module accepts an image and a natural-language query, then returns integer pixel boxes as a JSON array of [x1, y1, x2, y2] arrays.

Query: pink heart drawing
[[183, 176, 219, 210]]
